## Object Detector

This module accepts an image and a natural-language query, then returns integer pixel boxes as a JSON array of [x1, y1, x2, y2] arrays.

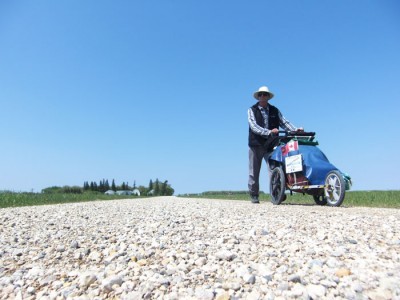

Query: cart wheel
[[324, 170, 345, 206], [270, 167, 286, 205], [313, 194, 327, 206]]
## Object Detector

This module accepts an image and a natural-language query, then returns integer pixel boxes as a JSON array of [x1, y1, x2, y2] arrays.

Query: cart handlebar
[[276, 131, 316, 144], [278, 131, 315, 137]]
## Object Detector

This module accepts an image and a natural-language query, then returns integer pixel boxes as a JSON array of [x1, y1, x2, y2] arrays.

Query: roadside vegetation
[[180, 190, 400, 208], [0, 178, 174, 209], [0, 192, 140, 209], [80, 178, 174, 196]]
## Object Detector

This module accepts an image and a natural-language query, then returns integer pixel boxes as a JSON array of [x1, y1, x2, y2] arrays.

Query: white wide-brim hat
[[253, 86, 274, 100]]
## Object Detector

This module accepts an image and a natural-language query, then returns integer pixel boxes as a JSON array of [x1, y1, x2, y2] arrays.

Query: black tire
[[324, 170, 346, 207], [270, 167, 286, 205], [313, 194, 327, 206]]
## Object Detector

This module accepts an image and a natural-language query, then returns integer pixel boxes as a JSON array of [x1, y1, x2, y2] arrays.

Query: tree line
[[42, 179, 174, 196]]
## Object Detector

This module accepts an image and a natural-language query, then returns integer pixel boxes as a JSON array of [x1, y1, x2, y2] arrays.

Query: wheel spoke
[[332, 189, 340, 201], [326, 175, 338, 201], [272, 186, 276, 195], [329, 176, 337, 187]]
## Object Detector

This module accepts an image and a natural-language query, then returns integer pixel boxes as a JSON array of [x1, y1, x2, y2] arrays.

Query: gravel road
[[1, 196, 399, 299]]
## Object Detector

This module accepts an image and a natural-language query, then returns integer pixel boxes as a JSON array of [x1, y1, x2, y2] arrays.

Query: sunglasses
[[259, 92, 269, 97]]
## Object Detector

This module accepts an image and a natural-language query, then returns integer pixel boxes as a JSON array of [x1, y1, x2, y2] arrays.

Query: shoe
[[251, 196, 260, 204]]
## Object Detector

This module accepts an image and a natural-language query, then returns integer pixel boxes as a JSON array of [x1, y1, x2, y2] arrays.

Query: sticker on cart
[[285, 154, 303, 173]]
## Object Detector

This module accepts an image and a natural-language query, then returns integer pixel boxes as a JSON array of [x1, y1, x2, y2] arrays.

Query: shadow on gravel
[[279, 203, 315, 206], [277, 202, 350, 208]]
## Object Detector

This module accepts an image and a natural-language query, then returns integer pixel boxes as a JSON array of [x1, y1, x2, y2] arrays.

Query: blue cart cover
[[270, 144, 338, 185]]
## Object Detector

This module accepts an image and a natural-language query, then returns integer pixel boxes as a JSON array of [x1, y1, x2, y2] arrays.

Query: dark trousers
[[248, 146, 272, 197]]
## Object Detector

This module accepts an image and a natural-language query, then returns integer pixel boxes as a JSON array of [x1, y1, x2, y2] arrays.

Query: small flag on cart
[[281, 140, 299, 156]]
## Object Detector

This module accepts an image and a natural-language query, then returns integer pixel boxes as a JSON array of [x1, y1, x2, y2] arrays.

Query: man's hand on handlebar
[[271, 128, 279, 134], [296, 127, 304, 132]]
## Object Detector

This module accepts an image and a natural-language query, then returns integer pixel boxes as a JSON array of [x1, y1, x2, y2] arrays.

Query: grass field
[[0, 190, 399, 209], [181, 190, 400, 208], [0, 192, 141, 209]]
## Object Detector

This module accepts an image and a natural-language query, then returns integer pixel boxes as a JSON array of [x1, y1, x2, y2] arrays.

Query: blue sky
[[1, 1, 399, 194]]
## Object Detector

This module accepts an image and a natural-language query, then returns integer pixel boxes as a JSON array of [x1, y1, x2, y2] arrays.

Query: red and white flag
[[281, 140, 299, 156]]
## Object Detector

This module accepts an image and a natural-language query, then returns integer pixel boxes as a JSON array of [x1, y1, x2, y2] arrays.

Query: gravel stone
[[0, 196, 399, 299]]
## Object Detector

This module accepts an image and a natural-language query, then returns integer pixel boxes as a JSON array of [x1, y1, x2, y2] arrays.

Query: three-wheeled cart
[[268, 131, 352, 206]]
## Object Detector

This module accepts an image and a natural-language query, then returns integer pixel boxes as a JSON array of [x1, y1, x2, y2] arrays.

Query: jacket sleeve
[[248, 108, 270, 136], [278, 110, 297, 131]]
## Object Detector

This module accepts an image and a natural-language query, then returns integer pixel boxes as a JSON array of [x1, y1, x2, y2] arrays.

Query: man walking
[[248, 86, 303, 203]]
